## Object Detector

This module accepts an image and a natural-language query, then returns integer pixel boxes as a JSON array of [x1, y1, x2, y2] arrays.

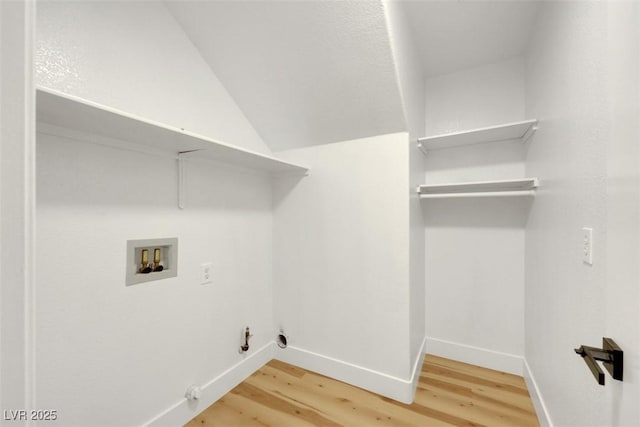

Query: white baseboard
[[523, 359, 553, 427], [142, 338, 428, 426], [275, 343, 425, 404], [144, 337, 538, 427], [143, 341, 276, 427], [425, 337, 523, 376], [410, 337, 428, 398]]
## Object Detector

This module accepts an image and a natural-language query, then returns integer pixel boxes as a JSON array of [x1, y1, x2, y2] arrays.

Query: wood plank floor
[[185, 355, 539, 427]]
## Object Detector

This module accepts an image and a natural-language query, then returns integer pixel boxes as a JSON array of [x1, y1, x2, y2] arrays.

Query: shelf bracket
[[177, 150, 204, 209], [522, 123, 538, 143], [417, 141, 428, 156], [178, 153, 187, 210]]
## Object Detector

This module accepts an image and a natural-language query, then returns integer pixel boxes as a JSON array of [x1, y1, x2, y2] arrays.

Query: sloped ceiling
[[401, 1, 540, 78], [166, 1, 406, 152]]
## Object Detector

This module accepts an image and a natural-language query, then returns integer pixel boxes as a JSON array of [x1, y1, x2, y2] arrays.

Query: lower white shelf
[[418, 178, 538, 198]]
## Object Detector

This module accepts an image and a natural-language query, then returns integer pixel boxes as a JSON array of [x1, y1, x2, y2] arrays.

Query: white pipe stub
[[185, 385, 202, 401]]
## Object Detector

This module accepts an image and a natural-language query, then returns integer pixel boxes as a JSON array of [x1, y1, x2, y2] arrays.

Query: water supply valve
[[240, 326, 252, 353]]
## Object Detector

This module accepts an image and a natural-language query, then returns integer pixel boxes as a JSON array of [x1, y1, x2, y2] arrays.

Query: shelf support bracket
[[178, 153, 187, 210], [177, 150, 204, 209], [417, 141, 428, 156], [522, 123, 538, 143]]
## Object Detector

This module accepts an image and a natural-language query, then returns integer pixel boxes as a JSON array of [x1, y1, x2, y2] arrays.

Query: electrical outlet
[[582, 227, 593, 265], [200, 262, 213, 284]]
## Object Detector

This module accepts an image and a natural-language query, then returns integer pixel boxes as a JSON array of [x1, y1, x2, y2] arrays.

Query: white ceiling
[[166, 1, 541, 152], [166, 1, 406, 152], [402, 0, 541, 77]]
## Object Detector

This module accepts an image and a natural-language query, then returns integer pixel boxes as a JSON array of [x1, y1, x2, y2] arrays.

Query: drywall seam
[[275, 345, 418, 404], [142, 341, 276, 427], [523, 358, 553, 427], [425, 337, 523, 376]]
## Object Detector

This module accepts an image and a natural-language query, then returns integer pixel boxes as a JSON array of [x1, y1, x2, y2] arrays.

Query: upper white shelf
[[417, 119, 538, 153], [418, 178, 538, 198], [36, 87, 308, 175]]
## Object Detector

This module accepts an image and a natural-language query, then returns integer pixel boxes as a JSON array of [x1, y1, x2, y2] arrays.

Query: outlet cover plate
[[201, 263, 213, 285], [582, 227, 593, 265]]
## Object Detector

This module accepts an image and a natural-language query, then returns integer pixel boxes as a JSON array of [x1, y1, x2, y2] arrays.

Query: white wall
[[524, 2, 639, 426], [36, 136, 275, 427], [605, 4, 640, 426], [423, 58, 528, 374], [425, 58, 525, 136], [1, 0, 36, 419], [35, 2, 279, 426], [36, 0, 270, 155], [273, 133, 416, 402], [383, 0, 427, 375]]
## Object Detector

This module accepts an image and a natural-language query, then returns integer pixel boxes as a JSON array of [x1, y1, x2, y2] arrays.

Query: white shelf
[[418, 178, 538, 198], [36, 87, 308, 175], [417, 119, 538, 153]]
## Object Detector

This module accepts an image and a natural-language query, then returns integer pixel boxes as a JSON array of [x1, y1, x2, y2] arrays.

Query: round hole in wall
[[277, 333, 288, 349]]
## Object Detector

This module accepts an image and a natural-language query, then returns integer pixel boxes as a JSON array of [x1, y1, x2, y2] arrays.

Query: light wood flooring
[[185, 355, 539, 427]]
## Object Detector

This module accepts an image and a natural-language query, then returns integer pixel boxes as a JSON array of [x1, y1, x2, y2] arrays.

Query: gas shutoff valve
[[240, 327, 252, 352]]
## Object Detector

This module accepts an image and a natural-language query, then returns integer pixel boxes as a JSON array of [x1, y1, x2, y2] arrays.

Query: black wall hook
[[574, 337, 623, 385]]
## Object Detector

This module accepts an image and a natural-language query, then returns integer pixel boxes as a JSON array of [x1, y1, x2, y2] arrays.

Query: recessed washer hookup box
[[126, 237, 178, 286]]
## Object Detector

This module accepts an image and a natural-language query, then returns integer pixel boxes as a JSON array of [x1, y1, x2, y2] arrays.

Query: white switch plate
[[200, 262, 213, 284], [582, 227, 593, 265]]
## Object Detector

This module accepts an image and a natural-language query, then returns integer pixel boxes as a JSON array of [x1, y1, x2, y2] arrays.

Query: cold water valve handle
[[574, 337, 623, 385]]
